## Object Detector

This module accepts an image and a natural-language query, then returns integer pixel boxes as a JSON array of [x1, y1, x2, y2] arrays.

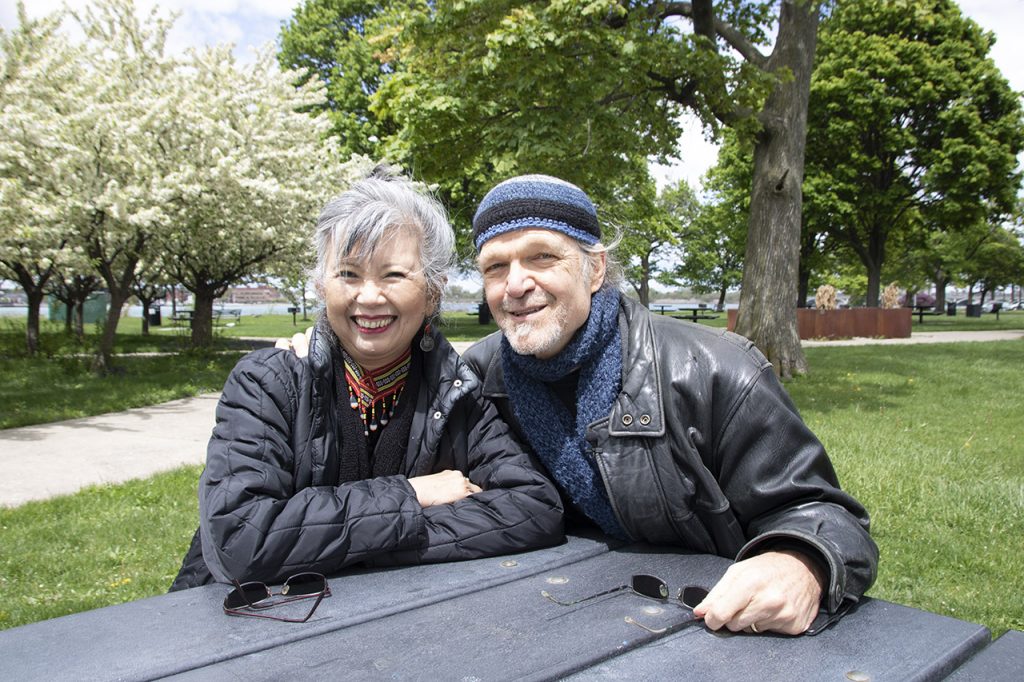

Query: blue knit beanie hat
[[472, 175, 601, 251]]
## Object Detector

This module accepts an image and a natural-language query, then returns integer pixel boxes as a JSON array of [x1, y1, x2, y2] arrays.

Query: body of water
[[0, 300, 486, 320]]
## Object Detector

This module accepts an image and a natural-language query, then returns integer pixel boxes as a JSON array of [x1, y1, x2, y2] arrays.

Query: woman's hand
[[408, 470, 482, 507], [275, 327, 313, 358]]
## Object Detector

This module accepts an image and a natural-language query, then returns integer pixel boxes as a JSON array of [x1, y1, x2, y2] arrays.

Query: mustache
[[501, 294, 551, 313]]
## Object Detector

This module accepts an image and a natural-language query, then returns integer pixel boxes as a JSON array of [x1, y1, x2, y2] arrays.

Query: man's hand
[[408, 470, 482, 507], [691, 549, 825, 635], [274, 327, 313, 358]]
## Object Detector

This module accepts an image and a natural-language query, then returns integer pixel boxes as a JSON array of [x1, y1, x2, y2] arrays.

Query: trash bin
[[965, 304, 982, 318], [148, 305, 161, 326], [946, 302, 956, 316]]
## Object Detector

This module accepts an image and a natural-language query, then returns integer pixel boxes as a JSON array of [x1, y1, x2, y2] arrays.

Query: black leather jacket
[[172, 324, 563, 589], [463, 297, 877, 613]]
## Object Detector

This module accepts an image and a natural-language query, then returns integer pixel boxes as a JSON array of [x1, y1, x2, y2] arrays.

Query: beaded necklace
[[341, 348, 412, 437]]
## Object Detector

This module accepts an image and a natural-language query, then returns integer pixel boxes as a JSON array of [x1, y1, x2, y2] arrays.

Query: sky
[[1, 0, 1022, 191]]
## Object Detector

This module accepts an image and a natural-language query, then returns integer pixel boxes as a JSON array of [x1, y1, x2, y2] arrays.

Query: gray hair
[[579, 226, 625, 292], [312, 170, 455, 314]]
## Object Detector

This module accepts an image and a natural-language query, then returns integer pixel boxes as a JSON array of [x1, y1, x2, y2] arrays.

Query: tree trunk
[[10, 265, 49, 356], [797, 267, 810, 308], [716, 286, 727, 312], [64, 302, 74, 335], [93, 290, 128, 374], [191, 289, 216, 348], [865, 261, 882, 308], [25, 288, 44, 356], [74, 301, 85, 340], [933, 271, 948, 311], [734, 0, 819, 379], [638, 253, 651, 308]]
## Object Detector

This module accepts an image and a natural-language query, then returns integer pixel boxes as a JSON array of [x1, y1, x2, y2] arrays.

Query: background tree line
[[278, 0, 1023, 376], [3, 0, 1022, 376]]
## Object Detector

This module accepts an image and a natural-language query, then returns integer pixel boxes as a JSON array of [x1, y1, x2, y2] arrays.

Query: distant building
[[223, 286, 285, 304], [0, 289, 28, 306]]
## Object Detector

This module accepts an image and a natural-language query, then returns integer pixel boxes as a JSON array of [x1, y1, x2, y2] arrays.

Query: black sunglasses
[[542, 574, 708, 609], [223, 572, 331, 623]]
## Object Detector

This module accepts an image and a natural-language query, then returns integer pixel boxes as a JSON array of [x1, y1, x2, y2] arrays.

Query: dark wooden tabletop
[[0, 532, 1008, 681]]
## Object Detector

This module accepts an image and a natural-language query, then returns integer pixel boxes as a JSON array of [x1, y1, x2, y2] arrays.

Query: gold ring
[[750, 622, 760, 634]]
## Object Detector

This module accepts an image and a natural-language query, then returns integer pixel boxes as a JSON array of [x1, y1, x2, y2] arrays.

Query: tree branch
[[657, 1, 769, 69]]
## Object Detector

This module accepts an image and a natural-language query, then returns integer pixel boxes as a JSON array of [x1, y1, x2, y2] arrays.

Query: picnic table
[[169, 308, 243, 327], [913, 305, 943, 323], [0, 531, 1011, 681], [672, 305, 721, 323], [648, 303, 720, 322]]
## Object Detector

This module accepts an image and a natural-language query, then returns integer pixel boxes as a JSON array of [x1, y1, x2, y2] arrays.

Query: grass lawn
[[112, 305, 498, 340], [0, 466, 200, 628], [0, 314, 496, 428], [1, 317, 1021, 636], [790, 341, 1023, 637], [0, 353, 242, 429]]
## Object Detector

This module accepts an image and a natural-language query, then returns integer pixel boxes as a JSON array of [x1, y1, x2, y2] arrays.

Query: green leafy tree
[[603, 171, 687, 307], [960, 227, 1024, 305], [672, 133, 750, 311], [278, 0, 396, 158], [804, 0, 1024, 308], [361, 0, 823, 376]]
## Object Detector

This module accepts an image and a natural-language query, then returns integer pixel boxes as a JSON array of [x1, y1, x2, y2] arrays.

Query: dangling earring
[[419, 321, 435, 352]]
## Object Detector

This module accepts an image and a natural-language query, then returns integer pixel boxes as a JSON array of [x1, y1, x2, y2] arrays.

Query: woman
[[171, 170, 563, 589]]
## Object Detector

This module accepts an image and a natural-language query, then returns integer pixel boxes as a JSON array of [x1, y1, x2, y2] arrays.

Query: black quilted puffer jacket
[[171, 324, 563, 590]]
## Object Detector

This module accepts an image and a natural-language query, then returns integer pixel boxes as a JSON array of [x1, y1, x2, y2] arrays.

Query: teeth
[[355, 317, 394, 329]]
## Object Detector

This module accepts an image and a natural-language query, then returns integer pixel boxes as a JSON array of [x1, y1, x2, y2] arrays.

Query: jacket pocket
[[590, 423, 718, 552]]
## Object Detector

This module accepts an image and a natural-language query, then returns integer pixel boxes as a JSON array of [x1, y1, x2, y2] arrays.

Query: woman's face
[[323, 229, 430, 370]]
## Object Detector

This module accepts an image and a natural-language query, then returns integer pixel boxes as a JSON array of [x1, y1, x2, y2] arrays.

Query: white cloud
[[0, 0, 301, 61]]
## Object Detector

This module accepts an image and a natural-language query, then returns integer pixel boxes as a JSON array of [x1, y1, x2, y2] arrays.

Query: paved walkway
[[2, 331, 1020, 508]]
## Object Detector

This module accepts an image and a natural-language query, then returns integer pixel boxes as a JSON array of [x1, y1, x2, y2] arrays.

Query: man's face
[[478, 229, 605, 359]]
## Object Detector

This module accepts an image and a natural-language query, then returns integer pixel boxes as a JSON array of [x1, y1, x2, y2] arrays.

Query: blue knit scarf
[[501, 287, 627, 539]]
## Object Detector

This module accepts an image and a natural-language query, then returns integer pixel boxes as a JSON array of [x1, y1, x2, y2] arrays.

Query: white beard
[[498, 305, 570, 357]]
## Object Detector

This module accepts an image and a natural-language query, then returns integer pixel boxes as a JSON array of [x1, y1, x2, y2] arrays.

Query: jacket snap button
[[453, 379, 462, 387], [621, 414, 634, 426], [433, 411, 442, 419], [639, 414, 651, 426]]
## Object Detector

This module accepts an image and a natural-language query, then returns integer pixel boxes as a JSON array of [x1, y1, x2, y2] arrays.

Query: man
[[463, 174, 878, 636]]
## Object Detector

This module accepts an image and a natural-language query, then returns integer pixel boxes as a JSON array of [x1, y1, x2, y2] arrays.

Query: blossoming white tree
[[0, 5, 85, 355], [157, 45, 356, 347], [60, 0, 178, 370], [3, 0, 358, 362]]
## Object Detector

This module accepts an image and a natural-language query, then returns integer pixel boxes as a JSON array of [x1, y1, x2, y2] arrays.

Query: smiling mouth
[[507, 305, 546, 320], [353, 316, 396, 330]]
